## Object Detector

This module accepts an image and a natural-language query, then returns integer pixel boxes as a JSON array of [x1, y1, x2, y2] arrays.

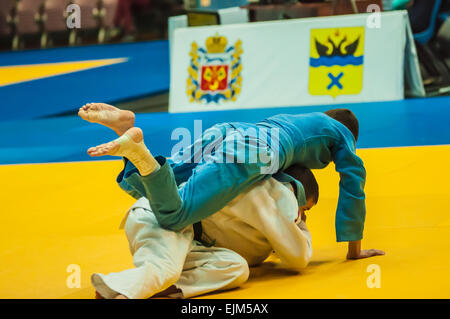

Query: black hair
[[284, 164, 319, 205], [324, 108, 359, 142]]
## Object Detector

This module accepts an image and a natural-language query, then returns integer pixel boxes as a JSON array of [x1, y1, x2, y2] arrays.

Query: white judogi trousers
[[91, 198, 249, 299]]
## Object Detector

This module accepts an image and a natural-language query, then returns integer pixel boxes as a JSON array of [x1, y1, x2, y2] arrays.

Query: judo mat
[[0, 40, 169, 122], [0, 98, 449, 299]]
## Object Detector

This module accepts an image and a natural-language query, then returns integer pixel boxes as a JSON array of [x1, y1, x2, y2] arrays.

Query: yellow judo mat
[[1, 145, 449, 299]]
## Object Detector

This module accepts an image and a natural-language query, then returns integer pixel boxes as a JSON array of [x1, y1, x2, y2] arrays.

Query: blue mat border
[[1, 96, 449, 165]]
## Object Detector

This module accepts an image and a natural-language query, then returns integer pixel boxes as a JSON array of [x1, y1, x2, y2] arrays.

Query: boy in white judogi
[[91, 165, 317, 299], [77, 103, 317, 299]]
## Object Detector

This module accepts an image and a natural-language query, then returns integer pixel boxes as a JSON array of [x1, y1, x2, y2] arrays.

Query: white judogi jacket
[[92, 177, 312, 299], [201, 178, 312, 269]]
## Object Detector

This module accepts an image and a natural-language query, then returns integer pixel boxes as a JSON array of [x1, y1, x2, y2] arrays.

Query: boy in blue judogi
[[80, 104, 384, 260]]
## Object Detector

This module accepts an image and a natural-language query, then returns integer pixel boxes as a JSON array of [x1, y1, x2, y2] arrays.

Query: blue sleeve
[[333, 145, 366, 242]]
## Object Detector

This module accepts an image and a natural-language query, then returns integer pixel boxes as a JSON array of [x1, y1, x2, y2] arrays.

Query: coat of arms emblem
[[309, 27, 365, 98], [187, 33, 243, 104]]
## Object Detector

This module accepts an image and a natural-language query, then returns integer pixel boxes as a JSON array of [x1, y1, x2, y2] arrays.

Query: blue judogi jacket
[[258, 112, 366, 242], [118, 112, 366, 242]]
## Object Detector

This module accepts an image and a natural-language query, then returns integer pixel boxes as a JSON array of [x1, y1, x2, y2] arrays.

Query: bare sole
[[78, 103, 135, 136]]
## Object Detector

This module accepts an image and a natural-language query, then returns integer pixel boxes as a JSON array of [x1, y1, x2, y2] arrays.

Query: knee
[[223, 253, 250, 288], [234, 260, 250, 286]]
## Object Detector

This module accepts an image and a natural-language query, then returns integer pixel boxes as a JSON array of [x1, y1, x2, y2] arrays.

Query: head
[[324, 108, 359, 142], [284, 164, 319, 220]]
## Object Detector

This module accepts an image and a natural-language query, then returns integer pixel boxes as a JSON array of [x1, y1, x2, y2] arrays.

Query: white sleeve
[[229, 179, 313, 270], [297, 221, 312, 247], [242, 200, 313, 270], [262, 215, 312, 270]]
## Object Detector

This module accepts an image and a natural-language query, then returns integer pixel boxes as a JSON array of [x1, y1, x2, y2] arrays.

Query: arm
[[267, 218, 312, 270], [242, 185, 312, 270], [333, 145, 366, 242], [333, 146, 385, 259]]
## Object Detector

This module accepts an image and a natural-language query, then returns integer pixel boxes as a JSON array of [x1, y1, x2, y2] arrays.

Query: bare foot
[[87, 140, 120, 157], [87, 127, 158, 176], [87, 127, 143, 157], [114, 294, 128, 299], [78, 102, 135, 136]]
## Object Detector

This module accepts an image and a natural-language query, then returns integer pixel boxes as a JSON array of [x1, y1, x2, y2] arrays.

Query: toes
[[88, 148, 105, 157], [87, 142, 116, 157], [82, 103, 94, 110], [88, 144, 104, 152], [88, 103, 99, 111], [78, 109, 89, 120], [87, 148, 98, 156]]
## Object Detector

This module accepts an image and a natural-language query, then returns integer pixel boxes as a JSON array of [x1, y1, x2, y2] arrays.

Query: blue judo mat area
[[0, 41, 169, 122], [0, 40, 449, 165], [0, 96, 449, 165]]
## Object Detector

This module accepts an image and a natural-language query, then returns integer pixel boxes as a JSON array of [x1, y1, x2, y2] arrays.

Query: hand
[[347, 249, 385, 260]]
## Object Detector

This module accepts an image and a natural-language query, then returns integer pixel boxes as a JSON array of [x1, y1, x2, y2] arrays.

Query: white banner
[[169, 11, 409, 113]]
